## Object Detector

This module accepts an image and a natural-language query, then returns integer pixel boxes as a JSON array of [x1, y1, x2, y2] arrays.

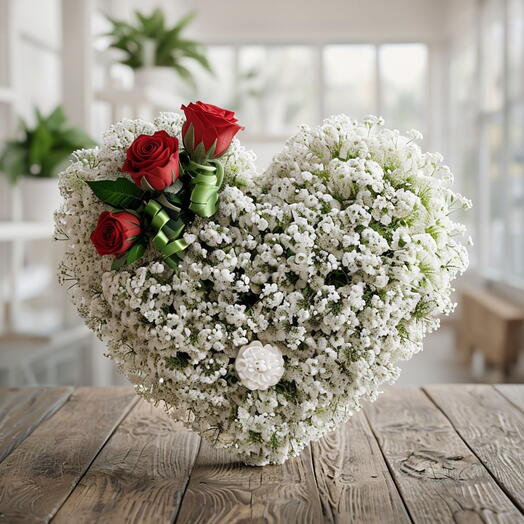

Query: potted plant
[[106, 9, 212, 91], [0, 106, 96, 222]]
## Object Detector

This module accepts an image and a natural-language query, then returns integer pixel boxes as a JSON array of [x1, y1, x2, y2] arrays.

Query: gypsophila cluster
[[56, 112, 469, 465]]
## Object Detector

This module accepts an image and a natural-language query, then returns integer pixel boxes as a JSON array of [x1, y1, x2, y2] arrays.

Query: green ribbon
[[188, 159, 224, 218], [144, 200, 188, 270], [141, 159, 224, 269]]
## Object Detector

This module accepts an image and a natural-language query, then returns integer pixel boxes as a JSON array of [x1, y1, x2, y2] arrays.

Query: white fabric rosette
[[235, 341, 285, 391]]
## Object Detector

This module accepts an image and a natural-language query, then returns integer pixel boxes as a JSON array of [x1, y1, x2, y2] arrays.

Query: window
[[324, 45, 376, 120], [182, 46, 236, 109], [189, 43, 429, 141], [449, 0, 524, 287], [380, 44, 427, 133], [449, 38, 477, 259], [508, 0, 524, 279], [237, 46, 318, 136]]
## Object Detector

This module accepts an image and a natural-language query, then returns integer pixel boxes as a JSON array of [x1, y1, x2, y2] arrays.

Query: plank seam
[[172, 432, 203, 524], [421, 386, 524, 516], [310, 440, 334, 523], [493, 385, 524, 414], [48, 395, 140, 524], [0, 387, 75, 466], [304, 445, 328, 523], [362, 404, 416, 524]]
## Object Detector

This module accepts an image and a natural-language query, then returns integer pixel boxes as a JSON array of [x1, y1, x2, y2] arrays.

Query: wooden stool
[[457, 288, 524, 378]]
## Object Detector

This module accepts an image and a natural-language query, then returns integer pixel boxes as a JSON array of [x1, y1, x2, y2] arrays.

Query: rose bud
[[90, 211, 141, 256], [181, 101, 244, 160], [122, 130, 180, 191]]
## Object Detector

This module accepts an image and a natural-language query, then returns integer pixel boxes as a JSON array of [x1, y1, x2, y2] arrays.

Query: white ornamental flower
[[235, 341, 285, 391]]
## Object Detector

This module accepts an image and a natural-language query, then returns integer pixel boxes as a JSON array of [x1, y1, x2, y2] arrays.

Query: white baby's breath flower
[[57, 111, 469, 466]]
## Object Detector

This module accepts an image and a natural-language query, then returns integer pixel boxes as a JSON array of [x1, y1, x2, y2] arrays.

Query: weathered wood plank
[[494, 384, 524, 413], [425, 384, 524, 513], [0, 387, 73, 463], [365, 386, 522, 523], [53, 399, 201, 524], [311, 412, 410, 523], [0, 387, 137, 523], [176, 439, 324, 523]]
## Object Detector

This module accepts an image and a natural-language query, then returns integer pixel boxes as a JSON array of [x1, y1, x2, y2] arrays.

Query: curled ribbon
[[188, 159, 224, 218], [144, 200, 188, 269]]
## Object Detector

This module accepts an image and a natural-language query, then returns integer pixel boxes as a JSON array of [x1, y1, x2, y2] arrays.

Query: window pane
[[509, 104, 524, 278], [484, 118, 505, 272], [448, 40, 477, 264], [481, 0, 504, 112], [379, 44, 427, 133], [19, 42, 61, 121], [508, 0, 524, 102], [449, 43, 476, 118], [183, 46, 236, 109], [237, 46, 317, 135], [324, 45, 376, 120]]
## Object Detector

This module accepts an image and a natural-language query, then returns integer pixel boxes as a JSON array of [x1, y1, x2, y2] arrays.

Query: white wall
[[181, 0, 450, 43], [443, 0, 478, 40], [110, 0, 452, 43]]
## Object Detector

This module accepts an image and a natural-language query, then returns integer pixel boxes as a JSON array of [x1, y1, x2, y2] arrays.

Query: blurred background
[[0, 0, 522, 386]]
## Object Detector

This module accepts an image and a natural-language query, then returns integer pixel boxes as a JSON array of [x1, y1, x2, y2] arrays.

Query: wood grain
[[1, 385, 524, 523], [0, 387, 73, 463], [425, 384, 524, 512], [175, 439, 324, 523], [0, 387, 137, 523], [365, 386, 522, 523], [311, 411, 410, 523], [53, 399, 201, 524], [494, 384, 524, 412]]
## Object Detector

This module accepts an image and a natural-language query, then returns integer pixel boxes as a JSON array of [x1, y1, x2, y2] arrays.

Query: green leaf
[[29, 125, 53, 166], [126, 242, 146, 264], [111, 241, 147, 270], [0, 142, 27, 183], [172, 11, 197, 34], [172, 62, 196, 89], [105, 9, 208, 77], [87, 177, 144, 209], [181, 46, 213, 73], [45, 106, 67, 131], [164, 179, 183, 195], [136, 8, 164, 36], [61, 127, 97, 149], [1, 105, 95, 182], [42, 149, 72, 178], [111, 254, 128, 270], [157, 192, 182, 216]]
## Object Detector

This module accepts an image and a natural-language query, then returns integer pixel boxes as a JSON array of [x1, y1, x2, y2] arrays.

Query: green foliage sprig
[[0, 106, 96, 184], [106, 9, 212, 87]]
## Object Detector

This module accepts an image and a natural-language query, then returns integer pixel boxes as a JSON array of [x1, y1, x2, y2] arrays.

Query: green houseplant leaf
[[106, 9, 213, 86], [0, 142, 26, 183], [44, 106, 67, 131], [86, 177, 145, 209], [0, 105, 96, 183]]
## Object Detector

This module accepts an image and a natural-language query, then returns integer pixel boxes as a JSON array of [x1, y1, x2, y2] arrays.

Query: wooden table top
[[0, 385, 523, 523]]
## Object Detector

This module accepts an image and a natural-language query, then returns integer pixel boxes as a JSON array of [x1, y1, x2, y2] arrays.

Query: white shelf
[[0, 221, 54, 241]]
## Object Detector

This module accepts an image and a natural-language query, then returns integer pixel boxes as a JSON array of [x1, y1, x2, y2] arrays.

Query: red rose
[[181, 101, 244, 159], [122, 130, 180, 190], [90, 211, 141, 256]]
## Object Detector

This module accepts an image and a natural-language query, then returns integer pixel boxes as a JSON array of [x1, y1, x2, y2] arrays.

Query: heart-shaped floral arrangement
[[56, 102, 469, 465]]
